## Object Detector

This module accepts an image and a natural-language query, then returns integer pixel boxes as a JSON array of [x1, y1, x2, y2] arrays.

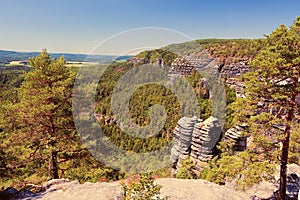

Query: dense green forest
[[95, 63, 212, 153], [0, 52, 123, 190], [0, 52, 213, 188], [0, 17, 299, 199]]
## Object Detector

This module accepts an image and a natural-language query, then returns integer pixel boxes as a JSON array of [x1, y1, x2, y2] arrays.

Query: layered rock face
[[191, 117, 222, 170], [171, 116, 221, 171], [220, 60, 250, 98], [224, 124, 248, 151], [171, 116, 200, 168], [220, 59, 250, 78], [170, 55, 214, 76]]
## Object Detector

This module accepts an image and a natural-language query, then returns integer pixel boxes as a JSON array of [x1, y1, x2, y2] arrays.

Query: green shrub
[[121, 173, 168, 200]]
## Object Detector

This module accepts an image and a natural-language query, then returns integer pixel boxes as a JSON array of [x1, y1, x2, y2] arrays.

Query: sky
[[0, 0, 299, 55]]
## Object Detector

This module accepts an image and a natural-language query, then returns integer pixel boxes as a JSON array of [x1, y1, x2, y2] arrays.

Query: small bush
[[121, 173, 168, 200]]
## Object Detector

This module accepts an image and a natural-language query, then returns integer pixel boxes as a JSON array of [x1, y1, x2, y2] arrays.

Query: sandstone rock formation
[[220, 60, 250, 98], [171, 116, 222, 171], [220, 60, 250, 78], [224, 124, 248, 152], [170, 55, 214, 76], [170, 116, 199, 164]]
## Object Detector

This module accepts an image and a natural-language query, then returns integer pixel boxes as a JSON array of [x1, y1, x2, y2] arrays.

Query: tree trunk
[[50, 150, 59, 179], [278, 109, 293, 200], [279, 133, 289, 200]]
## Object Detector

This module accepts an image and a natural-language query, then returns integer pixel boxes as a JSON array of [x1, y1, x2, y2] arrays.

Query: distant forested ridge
[[0, 49, 130, 66]]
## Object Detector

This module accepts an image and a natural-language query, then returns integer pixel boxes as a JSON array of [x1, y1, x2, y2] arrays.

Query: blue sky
[[0, 0, 299, 54]]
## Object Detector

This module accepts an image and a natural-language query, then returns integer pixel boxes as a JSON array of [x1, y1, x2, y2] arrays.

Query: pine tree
[[3, 50, 84, 180], [233, 17, 300, 199]]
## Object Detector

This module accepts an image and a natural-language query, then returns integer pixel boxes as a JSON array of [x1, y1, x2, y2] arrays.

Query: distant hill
[[0, 50, 131, 66]]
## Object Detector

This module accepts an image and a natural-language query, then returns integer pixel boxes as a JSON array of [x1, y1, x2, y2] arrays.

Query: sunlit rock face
[[171, 116, 221, 171]]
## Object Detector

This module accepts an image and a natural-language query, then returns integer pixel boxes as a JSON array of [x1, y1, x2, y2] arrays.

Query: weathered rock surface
[[191, 116, 221, 162], [2, 164, 299, 200], [1, 179, 123, 200], [220, 60, 250, 98], [34, 181, 123, 200], [171, 116, 200, 164], [0, 179, 255, 200], [170, 55, 214, 76], [220, 60, 250, 78], [171, 116, 221, 171], [156, 178, 249, 200], [224, 124, 248, 151]]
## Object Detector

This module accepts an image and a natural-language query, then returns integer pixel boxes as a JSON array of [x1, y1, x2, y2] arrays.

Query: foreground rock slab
[[4, 164, 300, 200], [9, 178, 252, 200], [16, 180, 123, 200], [156, 179, 249, 200]]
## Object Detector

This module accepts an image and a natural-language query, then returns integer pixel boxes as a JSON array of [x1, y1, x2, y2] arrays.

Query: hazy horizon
[[1, 0, 299, 54]]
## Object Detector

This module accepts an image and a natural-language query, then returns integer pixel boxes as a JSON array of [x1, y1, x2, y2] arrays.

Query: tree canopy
[[0, 50, 121, 188], [200, 16, 300, 199]]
